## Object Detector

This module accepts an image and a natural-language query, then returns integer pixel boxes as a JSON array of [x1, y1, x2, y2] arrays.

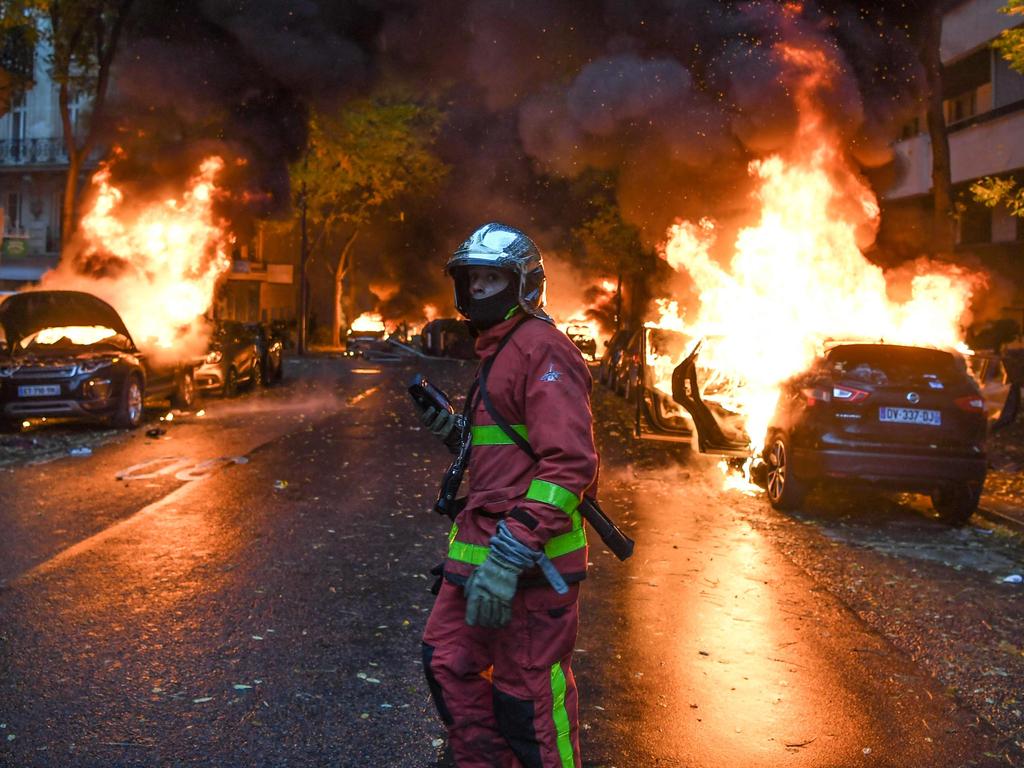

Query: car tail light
[[832, 385, 870, 403], [802, 387, 830, 406], [954, 395, 985, 413]]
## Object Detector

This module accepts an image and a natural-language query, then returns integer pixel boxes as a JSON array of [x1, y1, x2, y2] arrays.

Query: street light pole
[[297, 179, 308, 355]]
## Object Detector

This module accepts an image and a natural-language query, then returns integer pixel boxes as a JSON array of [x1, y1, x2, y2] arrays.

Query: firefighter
[[417, 222, 599, 768]]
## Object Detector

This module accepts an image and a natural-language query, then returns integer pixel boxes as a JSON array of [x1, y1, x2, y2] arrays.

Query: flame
[[656, 43, 985, 453], [423, 303, 439, 323], [45, 157, 232, 354], [350, 312, 385, 333], [32, 325, 117, 346]]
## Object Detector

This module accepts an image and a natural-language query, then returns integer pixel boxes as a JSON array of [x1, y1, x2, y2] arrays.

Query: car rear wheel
[[224, 368, 239, 398], [171, 369, 196, 409], [765, 433, 807, 511], [930, 482, 981, 526], [113, 375, 144, 430]]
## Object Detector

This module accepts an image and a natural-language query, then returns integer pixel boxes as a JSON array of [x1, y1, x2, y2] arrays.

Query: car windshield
[[826, 345, 961, 384]]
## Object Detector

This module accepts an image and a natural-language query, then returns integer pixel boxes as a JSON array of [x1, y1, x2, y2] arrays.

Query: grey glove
[[419, 406, 464, 453], [464, 520, 569, 628], [464, 549, 521, 628]]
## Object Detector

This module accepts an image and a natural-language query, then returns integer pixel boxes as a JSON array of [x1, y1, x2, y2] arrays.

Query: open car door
[[631, 327, 694, 443], [670, 341, 751, 457]]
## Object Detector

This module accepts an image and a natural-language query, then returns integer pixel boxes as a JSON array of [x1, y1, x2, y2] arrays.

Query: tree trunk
[[62, 151, 81, 250], [923, 7, 956, 254], [331, 228, 360, 347]]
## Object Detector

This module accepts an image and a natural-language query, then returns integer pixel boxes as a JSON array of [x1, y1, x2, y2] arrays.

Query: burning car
[[195, 320, 263, 396], [0, 290, 197, 430], [674, 342, 988, 525], [565, 323, 598, 360]]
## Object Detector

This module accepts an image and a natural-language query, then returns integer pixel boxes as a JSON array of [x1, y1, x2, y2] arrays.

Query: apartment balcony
[[884, 104, 1024, 201], [0, 137, 69, 168]]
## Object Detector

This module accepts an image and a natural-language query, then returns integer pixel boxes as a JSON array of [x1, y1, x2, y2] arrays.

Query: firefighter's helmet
[[445, 222, 550, 322]]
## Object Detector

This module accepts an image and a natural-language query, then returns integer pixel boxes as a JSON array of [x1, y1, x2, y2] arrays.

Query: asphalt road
[[0, 355, 1020, 767]]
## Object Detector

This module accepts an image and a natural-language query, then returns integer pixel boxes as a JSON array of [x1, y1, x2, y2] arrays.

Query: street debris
[[1002, 574, 1022, 584], [68, 446, 92, 457], [273, 480, 289, 490], [145, 427, 166, 438]]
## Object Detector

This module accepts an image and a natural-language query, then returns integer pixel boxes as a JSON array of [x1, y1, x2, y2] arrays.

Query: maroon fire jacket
[[443, 314, 599, 586]]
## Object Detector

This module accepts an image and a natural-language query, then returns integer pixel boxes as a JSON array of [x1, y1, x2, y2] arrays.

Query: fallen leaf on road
[[192, 697, 213, 704]]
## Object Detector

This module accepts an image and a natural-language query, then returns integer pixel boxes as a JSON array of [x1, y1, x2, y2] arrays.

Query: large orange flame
[[43, 157, 232, 355], [655, 43, 986, 451]]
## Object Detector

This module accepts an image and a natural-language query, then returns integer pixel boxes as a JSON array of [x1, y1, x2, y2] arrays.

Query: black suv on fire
[[0, 290, 197, 430], [673, 342, 988, 525]]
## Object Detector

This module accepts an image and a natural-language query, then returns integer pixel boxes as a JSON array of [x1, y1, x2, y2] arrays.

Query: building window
[[9, 92, 26, 158], [943, 47, 992, 125], [899, 115, 922, 140], [6, 192, 22, 232], [958, 201, 992, 245], [66, 90, 88, 139]]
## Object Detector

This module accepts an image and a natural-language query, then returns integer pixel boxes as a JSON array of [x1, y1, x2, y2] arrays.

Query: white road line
[[16, 480, 202, 585]]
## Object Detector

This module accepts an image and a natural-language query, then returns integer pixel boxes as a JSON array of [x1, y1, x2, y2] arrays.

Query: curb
[[976, 500, 1024, 533]]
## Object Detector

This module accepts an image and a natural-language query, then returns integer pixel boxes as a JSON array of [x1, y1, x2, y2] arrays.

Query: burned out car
[[0, 290, 197, 430], [674, 342, 988, 525], [565, 323, 598, 360]]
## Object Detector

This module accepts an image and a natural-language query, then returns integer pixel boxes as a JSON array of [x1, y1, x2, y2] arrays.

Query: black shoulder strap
[[478, 320, 540, 462]]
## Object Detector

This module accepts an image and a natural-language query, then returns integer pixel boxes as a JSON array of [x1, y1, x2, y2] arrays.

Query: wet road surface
[[0, 355, 1020, 766]]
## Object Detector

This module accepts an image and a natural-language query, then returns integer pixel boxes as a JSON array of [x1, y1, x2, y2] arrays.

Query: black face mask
[[466, 283, 518, 331]]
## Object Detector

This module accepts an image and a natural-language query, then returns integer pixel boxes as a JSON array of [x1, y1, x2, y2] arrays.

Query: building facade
[[0, 31, 73, 290], [882, 0, 1024, 262]]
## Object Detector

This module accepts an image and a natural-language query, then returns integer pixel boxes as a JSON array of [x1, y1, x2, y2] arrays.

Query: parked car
[[969, 347, 1024, 429], [0, 290, 197, 430], [195, 320, 262, 396], [420, 318, 476, 359], [245, 321, 284, 385], [598, 328, 641, 393], [597, 328, 631, 386], [565, 323, 598, 360], [674, 342, 988, 525]]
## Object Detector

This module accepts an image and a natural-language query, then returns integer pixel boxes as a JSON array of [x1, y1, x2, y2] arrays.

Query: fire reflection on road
[[617, 463, 879, 763]]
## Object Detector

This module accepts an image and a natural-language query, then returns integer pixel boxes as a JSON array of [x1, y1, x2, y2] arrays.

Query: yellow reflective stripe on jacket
[[470, 424, 528, 445], [447, 522, 586, 565], [525, 479, 582, 528]]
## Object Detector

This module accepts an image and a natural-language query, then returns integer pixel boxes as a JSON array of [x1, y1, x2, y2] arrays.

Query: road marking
[[116, 455, 248, 482], [17, 481, 201, 584], [116, 456, 193, 481]]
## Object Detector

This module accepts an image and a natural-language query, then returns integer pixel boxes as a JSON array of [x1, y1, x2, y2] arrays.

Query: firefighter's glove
[[419, 406, 465, 454], [464, 520, 568, 628]]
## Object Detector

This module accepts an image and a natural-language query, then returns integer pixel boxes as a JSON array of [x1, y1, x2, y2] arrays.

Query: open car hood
[[0, 290, 134, 349]]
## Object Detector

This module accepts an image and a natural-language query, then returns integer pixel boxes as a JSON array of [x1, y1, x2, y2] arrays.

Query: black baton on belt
[[579, 496, 634, 561]]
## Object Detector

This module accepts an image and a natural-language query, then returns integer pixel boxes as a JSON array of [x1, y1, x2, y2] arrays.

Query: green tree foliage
[[0, 1, 46, 116], [971, 176, 1024, 218], [292, 93, 447, 345], [570, 170, 657, 330], [993, 0, 1024, 73]]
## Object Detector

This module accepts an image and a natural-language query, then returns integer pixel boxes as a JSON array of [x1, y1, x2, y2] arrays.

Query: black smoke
[[96, 0, 939, 317]]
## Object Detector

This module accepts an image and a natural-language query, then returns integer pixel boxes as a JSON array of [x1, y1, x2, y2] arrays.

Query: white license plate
[[878, 407, 941, 425], [17, 385, 60, 397]]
